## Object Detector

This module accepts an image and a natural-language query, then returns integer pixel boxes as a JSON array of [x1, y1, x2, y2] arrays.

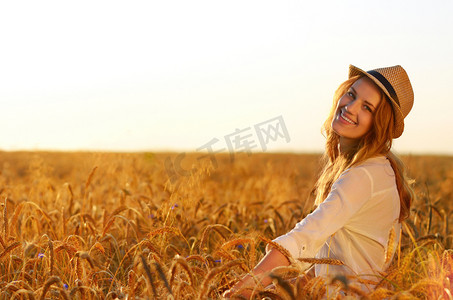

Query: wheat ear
[[385, 225, 396, 265], [10, 202, 25, 238], [298, 257, 344, 266], [0, 241, 21, 260], [11, 289, 36, 300], [140, 255, 158, 298], [269, 273, 296, 300], [169, 255, 194, 288], [3, 198, 8, 239], [153, 260, 173, 296], [198, 259, 245, 299], [258, 235, 292, 264], [199, 224, 233, 252], [40, 276, 61, 300], [369, 287, 395, 299]]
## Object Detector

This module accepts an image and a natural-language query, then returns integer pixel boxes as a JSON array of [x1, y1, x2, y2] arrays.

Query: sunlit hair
[[313, 75, 414, 221]]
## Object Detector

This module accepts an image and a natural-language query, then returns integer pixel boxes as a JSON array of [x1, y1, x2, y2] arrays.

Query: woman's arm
[[222, 247, 290, 298]]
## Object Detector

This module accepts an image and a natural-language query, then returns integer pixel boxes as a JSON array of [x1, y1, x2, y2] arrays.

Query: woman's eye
[[347, 91, 354, 97], [364, 105, 372, 112]]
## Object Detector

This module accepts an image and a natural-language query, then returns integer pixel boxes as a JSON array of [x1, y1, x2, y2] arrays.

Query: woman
[[223, 64, 415, 298]]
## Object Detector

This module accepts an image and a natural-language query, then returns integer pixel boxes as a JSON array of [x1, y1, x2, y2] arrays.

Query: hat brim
[[348, 65, 404, 138]]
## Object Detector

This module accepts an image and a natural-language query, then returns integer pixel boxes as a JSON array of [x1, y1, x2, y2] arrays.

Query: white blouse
[[272, 156, 401, 283]]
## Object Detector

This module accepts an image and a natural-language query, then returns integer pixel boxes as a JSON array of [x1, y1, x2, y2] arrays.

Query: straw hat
[[349, 65, 414, 138]]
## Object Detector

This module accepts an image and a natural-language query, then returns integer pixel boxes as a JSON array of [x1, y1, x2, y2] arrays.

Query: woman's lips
[[339, 109, 357, 125]]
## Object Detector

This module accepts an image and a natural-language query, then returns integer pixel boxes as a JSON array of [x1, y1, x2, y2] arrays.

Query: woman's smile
[[339, 108, 357, 125], [331, 77, 382, 149]]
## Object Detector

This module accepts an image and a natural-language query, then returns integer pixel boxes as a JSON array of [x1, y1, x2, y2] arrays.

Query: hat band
[[367, 70, 400, 107]]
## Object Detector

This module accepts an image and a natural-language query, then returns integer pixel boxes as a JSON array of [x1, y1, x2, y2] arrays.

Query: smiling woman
[[332, 76, 383, 151], [223, 65, 415, 298]]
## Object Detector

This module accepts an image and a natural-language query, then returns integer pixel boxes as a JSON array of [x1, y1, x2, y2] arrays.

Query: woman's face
[[331, 77, 382, 148]]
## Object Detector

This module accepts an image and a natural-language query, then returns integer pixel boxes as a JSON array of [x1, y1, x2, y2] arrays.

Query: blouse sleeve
[[270, 166, 373, 259]]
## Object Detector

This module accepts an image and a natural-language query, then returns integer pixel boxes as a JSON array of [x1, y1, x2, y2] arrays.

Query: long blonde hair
[[313, 75, 414, 221]]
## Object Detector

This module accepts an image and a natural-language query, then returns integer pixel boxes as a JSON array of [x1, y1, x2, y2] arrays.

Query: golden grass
[[0, 151, 452, 299]]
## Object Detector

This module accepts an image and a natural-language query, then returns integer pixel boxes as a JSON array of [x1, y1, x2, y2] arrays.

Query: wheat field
[[0, 151, 452, 299]]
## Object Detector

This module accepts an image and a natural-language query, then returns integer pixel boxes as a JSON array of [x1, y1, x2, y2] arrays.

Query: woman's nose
[[345, 100, 360, 114]]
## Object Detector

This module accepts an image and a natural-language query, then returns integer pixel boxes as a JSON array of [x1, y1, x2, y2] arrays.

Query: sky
[[1, 1, 452, 155]]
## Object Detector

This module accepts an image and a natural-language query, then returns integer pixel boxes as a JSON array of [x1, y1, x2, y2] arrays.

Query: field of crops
[[0, 151, 452, 299]]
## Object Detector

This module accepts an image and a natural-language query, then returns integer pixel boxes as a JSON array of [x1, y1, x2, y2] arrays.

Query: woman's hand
[[222, 247, 290, 299], [222, 274, 255, 299]]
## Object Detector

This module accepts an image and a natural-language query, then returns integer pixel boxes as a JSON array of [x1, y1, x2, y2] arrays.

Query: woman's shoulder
[[335, 156, 396, 195], [342, 155, 388, 169], [357, 155, 390, 167], [346, 155, 395, 179]]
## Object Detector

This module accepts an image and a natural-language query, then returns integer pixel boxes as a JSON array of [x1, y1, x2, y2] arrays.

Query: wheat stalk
[[155, 260, 173, 296], [140, 255, 158, 298], [76, 251, 97, 269], [39, 276, 61, 300], [169, 255, 195, 288], [369, 287, 395, 299], [397, 249, 416, 286], [385, 225, 396, 265], [199, 224, 233, 252], [11, 289, 36, 300], [75, 256, 83, 282], [128, 270, 136, 299], [69, 285, 97, 299], [299, 275, 324, 297], [4, 281, 20, 293], [409, 278, 444, 293], [310, 276, 327, 299], [347, 283, 369, 298], [269, 273, 296, 300], [3, 198, 8, 240], [84, 166, 98, 191], [219, 237, 255, 264], [298, 257, 344, 266], [0, 241, 21, 260], [10, 202, 25, 238], [175, 280, 197, 300], [0, 234, 6, 249], [54, 243, 78, 257], [40, 234, 55, 276], [270, 266, 301, 279], [148, 226, 183, 239], [198, 259, 245, 299], [0, 152, 451, 299], [214, 248, 237, 261], [65, 182, 74, 216], [258, 235, 292, 265], [186, 254, 207, 265], [88, 241, 105, 255]]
